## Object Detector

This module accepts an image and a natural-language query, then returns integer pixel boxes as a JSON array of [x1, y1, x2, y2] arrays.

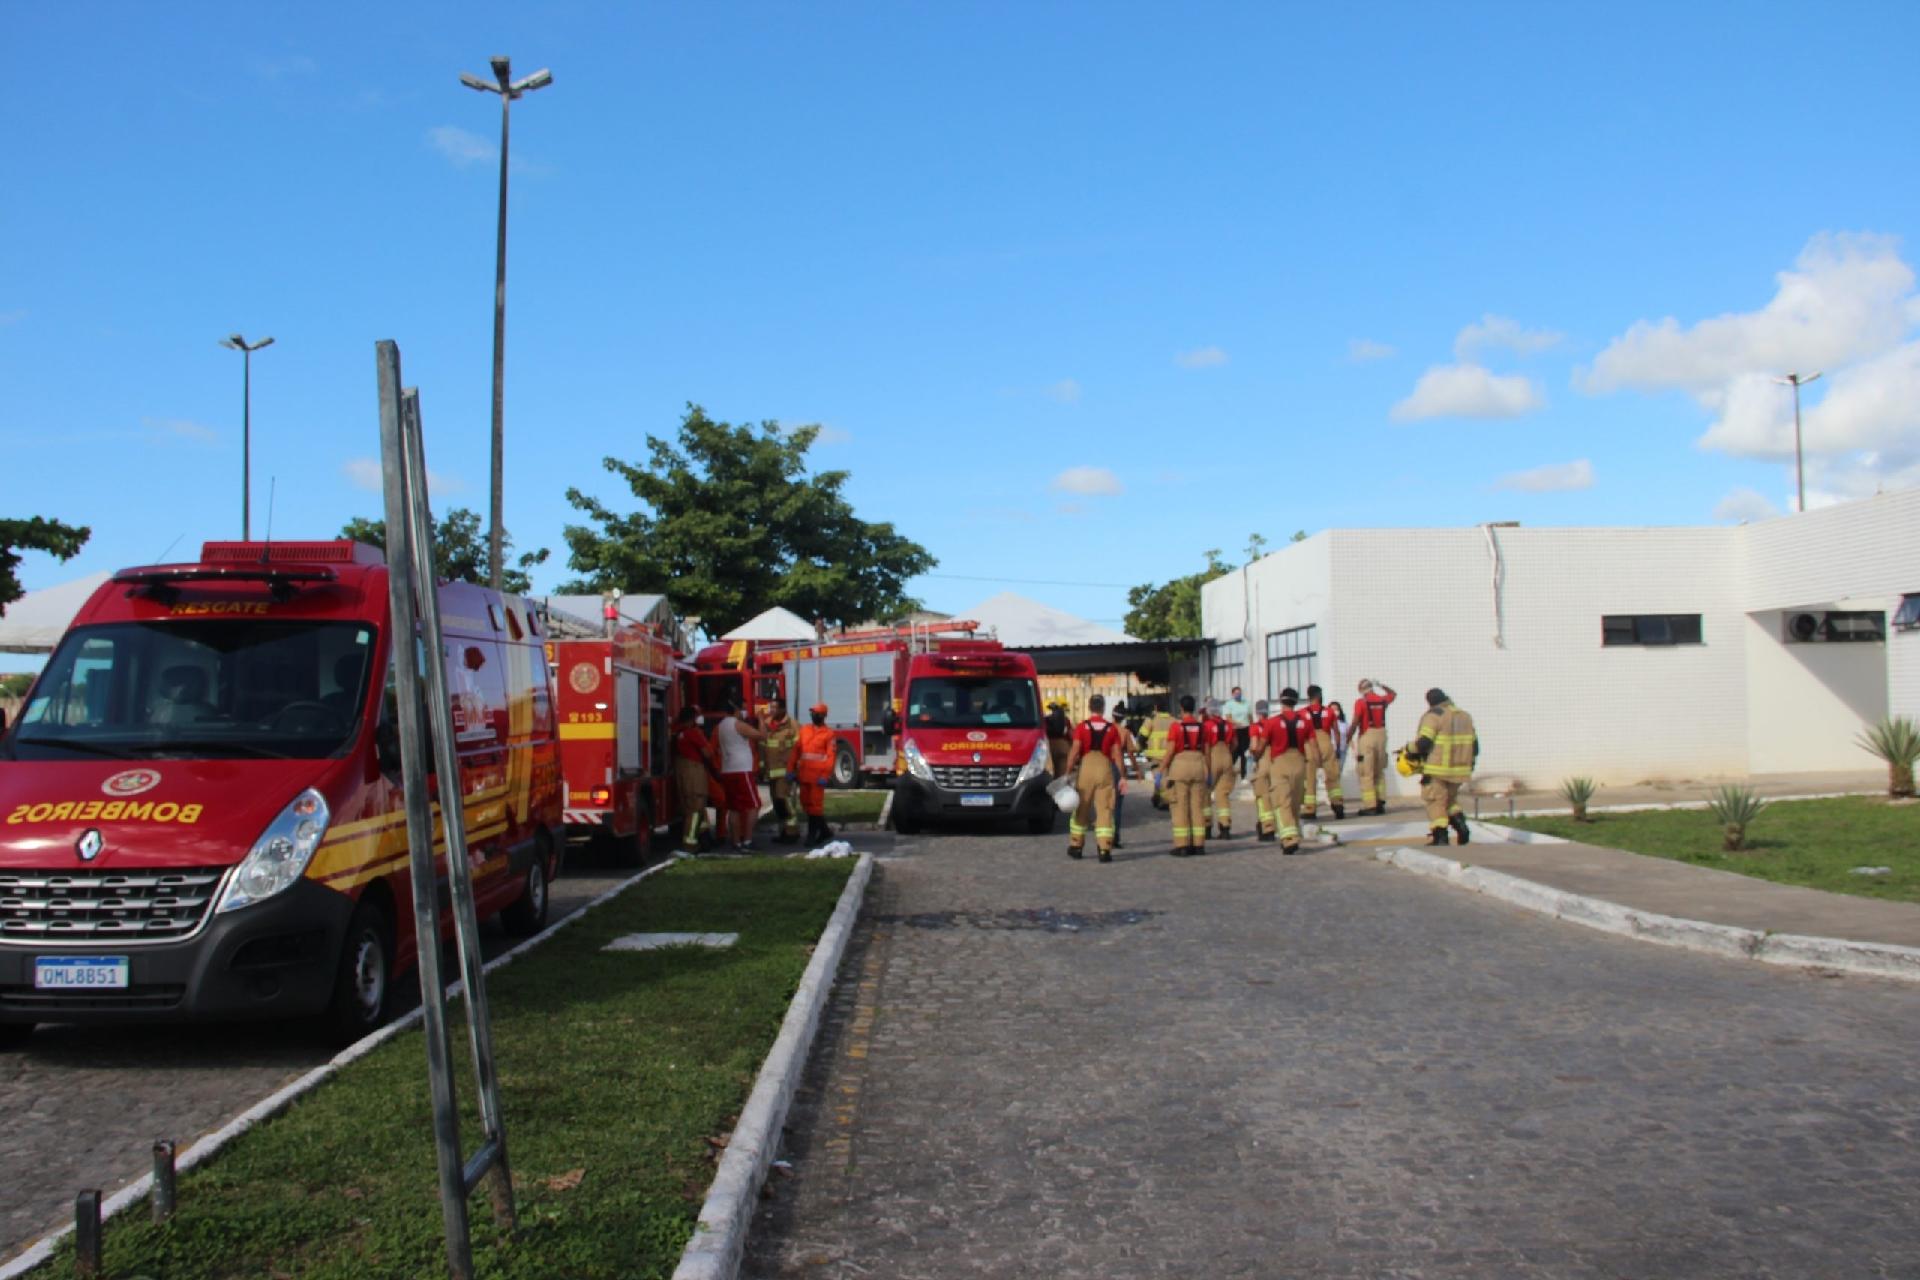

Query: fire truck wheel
[[327, 897, 394, 1044], [891, 807, 921, 835], [829, 744, 859, 789], [0, 1022, 34, 1051], [1026, 807, 1058, 835], [502, 836, 555, 936]]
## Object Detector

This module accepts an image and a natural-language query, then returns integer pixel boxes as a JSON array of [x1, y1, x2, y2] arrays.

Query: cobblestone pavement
[[747, 802, 1920, 1279], [0, 863, 632, 1261]]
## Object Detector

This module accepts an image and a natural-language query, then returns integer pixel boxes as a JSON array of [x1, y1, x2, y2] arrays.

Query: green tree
[[1122, 549, 1232, 640], [340, 509, 549, 594], [1, 516, 91, 616], [1290, 529, 1308, 543], [0, 673, 35, 698], [559, 405, 935, 635]]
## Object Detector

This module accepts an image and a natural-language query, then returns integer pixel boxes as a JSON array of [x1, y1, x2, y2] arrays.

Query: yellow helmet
[[1394, 748, 1416, 778]]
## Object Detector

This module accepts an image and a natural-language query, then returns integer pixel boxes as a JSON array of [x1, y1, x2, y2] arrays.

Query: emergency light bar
[[114, 564, 339, 602], [200, 540, 385, 565]]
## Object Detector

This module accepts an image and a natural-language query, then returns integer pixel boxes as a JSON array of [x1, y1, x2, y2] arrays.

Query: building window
[[1821, 611, 1885, 643], [1894, 594, 1920, 632], [1210, 641, 1245, 702], [1264, 625, 1318, 695], [1602, 614, 1703, 647]]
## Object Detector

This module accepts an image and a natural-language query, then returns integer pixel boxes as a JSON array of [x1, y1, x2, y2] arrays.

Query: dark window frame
[[1263, 624, 1319, 696], [1601, 614, 1703, 647]]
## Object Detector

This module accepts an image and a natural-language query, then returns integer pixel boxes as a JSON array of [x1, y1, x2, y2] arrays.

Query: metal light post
[[1773, 370, 1822, 513], [460, 56, 552, 590], [220, 333, 275, 540]]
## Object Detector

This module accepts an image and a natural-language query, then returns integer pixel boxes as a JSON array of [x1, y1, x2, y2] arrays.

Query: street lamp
[[460, 55, 552, 591], [220, 333, 275, 540], [1773, 371, 1822, 513]]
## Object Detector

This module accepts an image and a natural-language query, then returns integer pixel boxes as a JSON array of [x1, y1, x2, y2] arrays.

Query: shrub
[[1855, 715, 1920, 798], [1559, 776, 1597, 821], [1706, 784, 1767, 851]]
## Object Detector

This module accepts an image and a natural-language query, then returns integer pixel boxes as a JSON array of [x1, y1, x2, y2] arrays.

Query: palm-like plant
[[1855, 715, 1920, 798], [1706, 784, 1767, 852], [1560, 776, 1597, 822]]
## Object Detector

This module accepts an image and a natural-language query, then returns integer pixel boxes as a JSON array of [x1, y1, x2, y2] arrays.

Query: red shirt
[[1072, 717, 1124, 763], [1305, 703, 1338, 736], [1261, 710, 1313, 753], [1203, 716, 1236, 748], [1350, 690, 1395, 734], [1165, 717, 1206, 754], [674, 725, 713, 763]]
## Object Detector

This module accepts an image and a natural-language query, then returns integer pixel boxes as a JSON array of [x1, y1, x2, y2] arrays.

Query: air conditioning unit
[[1784, 612, 1822, 643], [1783, 611, 1886, 644]]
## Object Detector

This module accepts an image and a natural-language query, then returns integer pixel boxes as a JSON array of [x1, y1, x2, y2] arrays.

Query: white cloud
[[1042, 378, 1082, 404], [1582, 232, 1915, 395], [779, 420, 852, 445], [1454, 314, 1563, 360], [1712, 487, 1780, 524], [1493, 459, 1593, 492], [1390, 363, 1544, 421], [142, 417, 217, 445], [343, 457, 462, 494], [1048, 466, 1123, 496], [1348, 338, 1395, 362], [1174, 346, 1228, 369], [427, 126, 496, 167]]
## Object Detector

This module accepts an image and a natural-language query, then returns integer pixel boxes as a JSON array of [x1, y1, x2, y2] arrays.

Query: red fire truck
[[0, 540, 562, 1045], [695, 623, 1055, 833], [546, 615, 692, 863]]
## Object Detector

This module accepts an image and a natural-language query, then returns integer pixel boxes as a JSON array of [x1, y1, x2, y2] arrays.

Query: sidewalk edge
[[672, 852, 875, 1280], [1374, 846, 1920, 982]]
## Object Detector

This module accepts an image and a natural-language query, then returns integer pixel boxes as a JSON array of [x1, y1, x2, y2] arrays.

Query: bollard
[[74, 1189, 102, 1277], [153, 1139, 177, 1223]]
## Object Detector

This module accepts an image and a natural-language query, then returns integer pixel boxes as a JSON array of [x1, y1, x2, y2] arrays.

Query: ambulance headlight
[[1016, 739, 1050, 784], [902, 739, 934, 781], [217, 788, 331, 913]]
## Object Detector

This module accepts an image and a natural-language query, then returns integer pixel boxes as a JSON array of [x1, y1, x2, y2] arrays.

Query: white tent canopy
[[951, 592, 1132, 648], [722, 606, 816, 642], [0, 572, 112, 654]]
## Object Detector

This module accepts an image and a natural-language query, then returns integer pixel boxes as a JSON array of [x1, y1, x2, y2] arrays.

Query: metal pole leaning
[[376, 340, 476, 1280], [398, 387, 516, 1229]]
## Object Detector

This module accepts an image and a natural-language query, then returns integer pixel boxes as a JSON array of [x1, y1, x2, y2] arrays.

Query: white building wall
[[1890, 629, 1920, 725], [1200, 538, 1332, 708]]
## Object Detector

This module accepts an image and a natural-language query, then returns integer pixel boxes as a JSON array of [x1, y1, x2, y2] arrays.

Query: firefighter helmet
[[1395, 748, 1417, 778]]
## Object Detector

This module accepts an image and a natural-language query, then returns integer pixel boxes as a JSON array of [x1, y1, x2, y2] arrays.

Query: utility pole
[[1773, 371, 1822, 513], [220, 334, 275, 540], [460, 56, 552, 589]]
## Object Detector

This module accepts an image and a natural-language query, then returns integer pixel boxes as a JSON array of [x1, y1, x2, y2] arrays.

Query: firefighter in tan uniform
[[1255, 688, 1321, 854], [1202, 699, 1237, 839], [1405, 687, 1477, 846], [1060, 694, 1124, 862], [1246, 701, 1275, 839], [1157, 695, 1209, 856], [1044, 700, 1073, 777], [1300, 685, 1345, 820], [1348, 679, 1397, 815], [761, 703, 800, 844]]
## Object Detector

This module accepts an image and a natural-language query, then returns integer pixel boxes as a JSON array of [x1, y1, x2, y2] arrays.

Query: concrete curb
[[878, 787, 894, 832], [0, 859, 681, 1279], [672, 852, 875, 1280], [1374, 845, 1920, 983]]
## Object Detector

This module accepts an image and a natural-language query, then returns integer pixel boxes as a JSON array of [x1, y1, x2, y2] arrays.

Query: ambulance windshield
[[4, 621, 375, 761], [903, 677, 1038, 729]]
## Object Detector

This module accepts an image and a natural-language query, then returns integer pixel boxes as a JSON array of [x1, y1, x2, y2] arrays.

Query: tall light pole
[[220, 333, 275, 540], [460, 56, 552, 590], [1773, 370, 1822, 513]]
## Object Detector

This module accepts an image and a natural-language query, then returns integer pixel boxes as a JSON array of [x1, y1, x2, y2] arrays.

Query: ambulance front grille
[[0, 869, 228, 941], [930, 765, 1020, 791]]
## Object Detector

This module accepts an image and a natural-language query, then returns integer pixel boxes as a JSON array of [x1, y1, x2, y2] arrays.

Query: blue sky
[[6, 1, 1920, 637]]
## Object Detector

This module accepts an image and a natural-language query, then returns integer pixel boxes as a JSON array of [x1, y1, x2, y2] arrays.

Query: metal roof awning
[[1024, 639, 1206, 677]]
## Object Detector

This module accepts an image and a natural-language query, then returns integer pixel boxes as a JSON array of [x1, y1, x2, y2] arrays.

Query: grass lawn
[[35, 858, 854, 1280], [1506, 796, 1920, 904], [821, 789, 888, 823]]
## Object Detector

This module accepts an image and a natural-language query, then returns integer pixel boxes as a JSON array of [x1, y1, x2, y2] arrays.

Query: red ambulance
[[701, 624, 1054, 833], [0, 540, 562, 1046], [547, 618, 690, 862]]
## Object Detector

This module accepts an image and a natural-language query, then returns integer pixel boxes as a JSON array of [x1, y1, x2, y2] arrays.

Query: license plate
[[34, 956, 129, 990], [960, 794, 995, 807]]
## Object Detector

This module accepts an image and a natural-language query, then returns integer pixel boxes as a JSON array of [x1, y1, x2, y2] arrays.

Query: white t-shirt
[[715, 715, 754, 774]]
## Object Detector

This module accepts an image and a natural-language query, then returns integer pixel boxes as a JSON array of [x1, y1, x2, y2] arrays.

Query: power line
[[924, 572, 1135, 589]]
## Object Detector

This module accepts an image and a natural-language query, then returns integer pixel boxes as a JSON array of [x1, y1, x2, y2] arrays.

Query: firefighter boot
[[1428, 826, 1450, 847], [1372, 801, 1387, 816], [1067, 841, 1084, 860], [1258, 828, 1276, 843], [1450, 812, 1471, 846], [1332, 803, 1345, 820]]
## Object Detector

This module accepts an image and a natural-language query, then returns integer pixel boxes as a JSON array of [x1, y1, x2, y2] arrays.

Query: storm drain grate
[[875, 907, 1158, 933]]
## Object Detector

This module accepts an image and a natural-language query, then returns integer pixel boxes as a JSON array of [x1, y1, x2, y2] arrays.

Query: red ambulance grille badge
[[101, 768, 161, 798]]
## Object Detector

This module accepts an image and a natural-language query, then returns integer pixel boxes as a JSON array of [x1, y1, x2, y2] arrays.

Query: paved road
[[748, 806, 1920, 1279], [0, 857, 636, 1262]]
